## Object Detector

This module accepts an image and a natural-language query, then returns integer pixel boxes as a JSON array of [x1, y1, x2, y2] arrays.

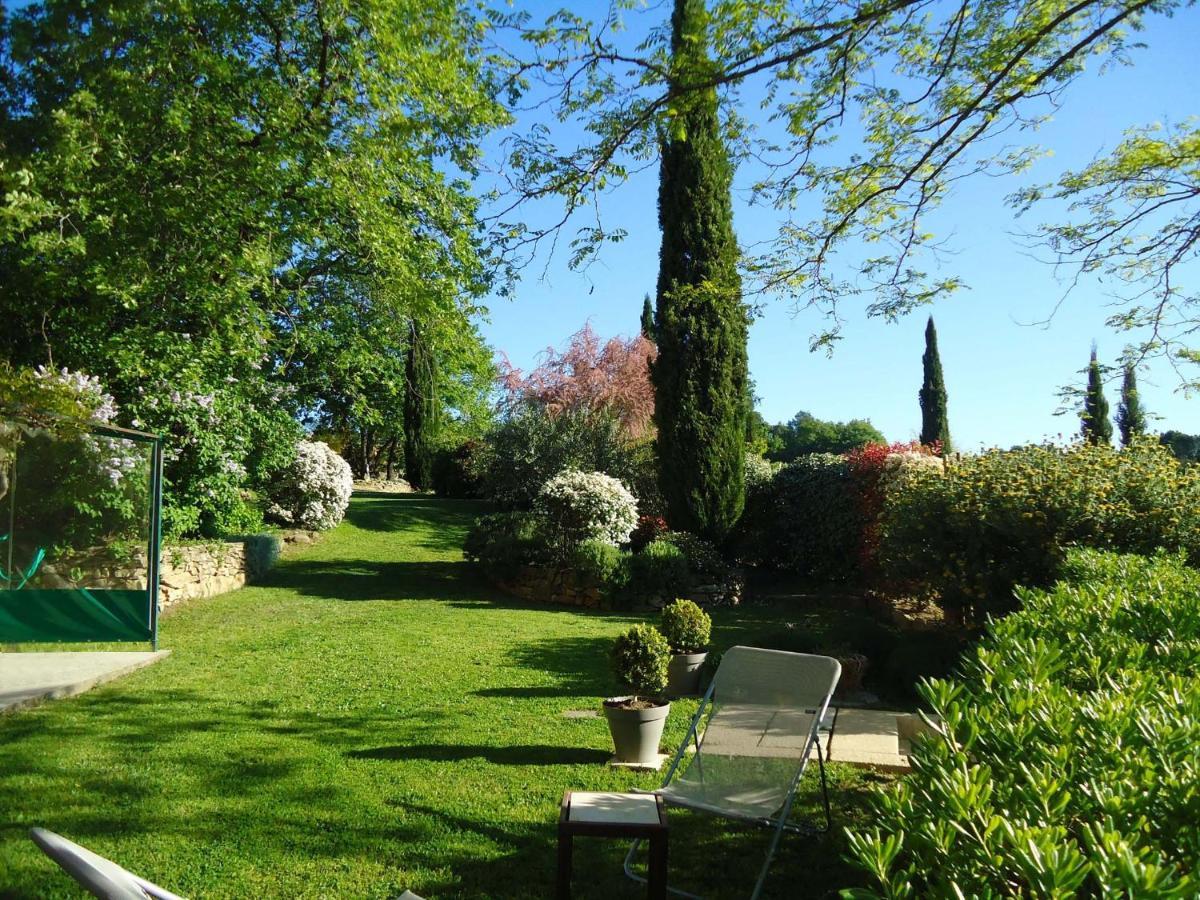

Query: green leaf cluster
[[878, 437, 1200, 620], [845, 548, 1200, 898]]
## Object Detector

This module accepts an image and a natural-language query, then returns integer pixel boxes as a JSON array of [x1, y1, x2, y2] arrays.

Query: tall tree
[[1116, 362, 1147, 447], [640, 294, 656, 341], [0, 0, 506, 529], [652, 0, 749, 541], [765, 412, 885, 462], [499, 323, 656, 438], [918, 316, 952, 452], [1081, 346, 1113, 446], [404, 320, 438, 490]]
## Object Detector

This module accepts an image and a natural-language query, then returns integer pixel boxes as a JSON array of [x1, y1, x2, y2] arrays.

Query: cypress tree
[[1116, 361, 1147, 447], [404, 319, 438, 489], [652, 0, 749, 541], [918, 316, 951, 452], [1081, 345, 1113, 446], [640, 293, 656, 341]]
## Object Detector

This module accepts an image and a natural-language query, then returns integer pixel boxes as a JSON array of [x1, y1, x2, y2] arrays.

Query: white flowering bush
[[880, 450, 945, 496], [535, 468, 638, 550], [266, 441, 353, 531]]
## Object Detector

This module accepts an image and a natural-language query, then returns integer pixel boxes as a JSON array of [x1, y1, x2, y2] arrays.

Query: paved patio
[[0, 651, 170, 714]]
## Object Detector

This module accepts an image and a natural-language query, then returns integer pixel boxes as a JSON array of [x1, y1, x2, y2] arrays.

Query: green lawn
[[0, 494, 890, 899]]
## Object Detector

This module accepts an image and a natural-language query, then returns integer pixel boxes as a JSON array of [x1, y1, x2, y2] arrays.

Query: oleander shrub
[[878, 437, 1200, 620], [265, 440, 353, 530], [534, 469, 639, 552], [845, 549, 1200, 897], [659, 599, 712, 653], [610, 624, 671, 699], [628, 539, 689, 598]]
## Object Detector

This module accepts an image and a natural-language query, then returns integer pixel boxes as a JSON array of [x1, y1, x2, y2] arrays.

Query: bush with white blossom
[[535, 469, 638, 550], [267, 440, 353, 531]]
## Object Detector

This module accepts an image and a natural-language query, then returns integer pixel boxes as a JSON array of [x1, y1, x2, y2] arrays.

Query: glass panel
[[0, 418, 157, 643]]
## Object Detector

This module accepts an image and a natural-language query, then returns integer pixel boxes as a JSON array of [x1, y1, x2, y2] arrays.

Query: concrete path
[[0, 651, 170, 714]]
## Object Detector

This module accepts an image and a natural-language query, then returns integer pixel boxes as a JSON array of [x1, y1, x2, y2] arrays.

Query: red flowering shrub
[[845, 441, 939, 573], [629, 514, 669, 552]]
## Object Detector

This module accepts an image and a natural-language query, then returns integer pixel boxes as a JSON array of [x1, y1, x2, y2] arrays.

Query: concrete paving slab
[[0, 651, 170, 714], [823, 708, 937, 773]]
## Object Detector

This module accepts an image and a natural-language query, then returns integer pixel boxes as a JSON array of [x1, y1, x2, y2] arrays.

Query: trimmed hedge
[[734, 453, 863, 581], [878, 437, 1200, 620], [845, 549, 1200, 898]]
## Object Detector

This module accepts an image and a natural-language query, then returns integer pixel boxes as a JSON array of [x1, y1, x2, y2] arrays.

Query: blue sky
[[478, 6, 1199, 449]]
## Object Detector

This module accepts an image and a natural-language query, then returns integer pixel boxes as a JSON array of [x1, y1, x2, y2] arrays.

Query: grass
[[0, 494, 893, 899]]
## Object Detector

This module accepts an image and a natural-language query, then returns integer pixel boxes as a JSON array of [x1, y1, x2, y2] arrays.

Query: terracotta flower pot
[[834, 653, 869, 696]]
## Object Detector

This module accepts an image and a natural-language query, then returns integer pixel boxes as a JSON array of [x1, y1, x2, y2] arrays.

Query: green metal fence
[[0, 417, 163, 647]]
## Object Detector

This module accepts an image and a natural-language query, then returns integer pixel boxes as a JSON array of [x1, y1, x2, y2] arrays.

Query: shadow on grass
[[349, 743, 610, 766], [344, 494, 492, 550], [255, 558, 505, 605]]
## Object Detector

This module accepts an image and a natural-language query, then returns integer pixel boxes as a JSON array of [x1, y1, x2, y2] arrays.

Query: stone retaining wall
[[41, 531, 318, 613]]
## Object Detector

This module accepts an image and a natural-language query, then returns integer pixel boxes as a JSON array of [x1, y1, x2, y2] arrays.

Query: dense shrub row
[[846, 549, 1200, 897], [464, 507, 734, 607], [467, 406, 662, 514], [878, 437, 1200, 620]]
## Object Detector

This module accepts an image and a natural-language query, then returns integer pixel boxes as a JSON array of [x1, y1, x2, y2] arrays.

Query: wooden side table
[[557, 791, 668, 899]]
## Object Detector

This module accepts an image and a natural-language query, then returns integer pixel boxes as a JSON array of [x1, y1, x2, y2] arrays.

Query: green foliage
[[1013, 122, 1200, 371], [462, 511, 549, 577], [609, 624, 671, 699], [879, 631, 969, 703], [404, 320, 438, 490], [640, 293, 656, 341], [1116, 362, 1147, 447], [734, 454, 863, 581], [918, 317, 951, 452], [658, 530, 727, 582], [764, 413, 886, 462], [430, 439, 485, 498], [878, 437, 1200, 620], [478, 406, 650, 511], [570, 540, 629, 586], [1081, 346, 1113, 446], [659, 599, 711, 654], [0, 0, 504, 526], [628, 540, 689, 598], [1160, 429, 1200, 462], [652, 0, 748, 542], [845, 549, 1200, 897]]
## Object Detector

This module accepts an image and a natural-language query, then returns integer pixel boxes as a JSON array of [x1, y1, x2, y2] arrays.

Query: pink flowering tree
[[499, 324, 657, 438]]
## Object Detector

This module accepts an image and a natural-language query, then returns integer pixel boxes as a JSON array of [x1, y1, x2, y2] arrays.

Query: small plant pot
[[666, 651, 708, 697], [834, 653, 869, 697], [603, 698, 671, 765]]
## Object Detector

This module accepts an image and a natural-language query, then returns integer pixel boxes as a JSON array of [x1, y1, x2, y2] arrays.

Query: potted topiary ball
[[603, 624, 672, 765], [660, 599, 712, 697]]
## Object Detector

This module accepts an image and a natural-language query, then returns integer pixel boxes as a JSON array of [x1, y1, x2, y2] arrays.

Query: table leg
[[647, 833, 667, 899], [556, 829, 573, 899]]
